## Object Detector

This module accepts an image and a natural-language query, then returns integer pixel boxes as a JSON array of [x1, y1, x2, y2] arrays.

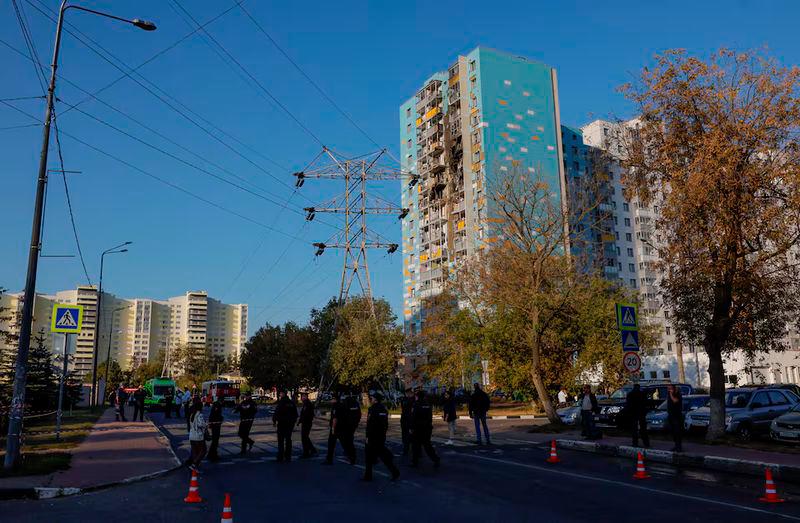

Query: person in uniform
[[132, 385, 146, 422], [363, 392, 400, 481], [400, 388, 415, 456], [235, 392, 257, 454], [411, 390, 440, 468], [298, 392, 317, 458], [164, 388, 174, 419], [272, 391, 298, 462], [323, 393, 353, 465], [342, 393, 362, 464], [207, 396, 224, 461]]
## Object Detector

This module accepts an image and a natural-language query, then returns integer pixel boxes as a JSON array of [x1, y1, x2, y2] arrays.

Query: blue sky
[[1, 0, 797, 335]]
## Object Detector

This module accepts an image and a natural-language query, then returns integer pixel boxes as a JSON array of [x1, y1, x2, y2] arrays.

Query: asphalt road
[[7, 406, 800, 522]]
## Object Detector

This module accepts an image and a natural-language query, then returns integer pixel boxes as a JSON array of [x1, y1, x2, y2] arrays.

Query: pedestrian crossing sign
[[616, 303, 638, 331], [51, 303, 83, 333], [621, 330, 640, 352]]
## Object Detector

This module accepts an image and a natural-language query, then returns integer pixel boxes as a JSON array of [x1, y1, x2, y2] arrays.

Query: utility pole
[[4, 0, 155, 470], [295, 147, 416, 394]]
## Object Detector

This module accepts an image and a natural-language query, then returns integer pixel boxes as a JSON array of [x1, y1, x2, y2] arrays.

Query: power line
[[170, 0, 325, 147], [11, 0, 46, 93], [0, 123, 41, 131], [52, 112, 92, 285], [0, 100, 308, 242]]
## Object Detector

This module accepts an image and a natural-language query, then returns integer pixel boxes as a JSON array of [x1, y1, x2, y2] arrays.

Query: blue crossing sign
[[616, 303, 638, 331], [621, 330, 640, 352], [51, 303, 84, 334]]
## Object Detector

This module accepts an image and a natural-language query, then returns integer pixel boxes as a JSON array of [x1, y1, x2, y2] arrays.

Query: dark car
[[597, 383, 694, 428], [771, 402, 800, 443]]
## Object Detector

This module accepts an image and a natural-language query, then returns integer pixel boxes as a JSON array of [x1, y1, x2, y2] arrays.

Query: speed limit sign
[[623, 351, 642, 374]]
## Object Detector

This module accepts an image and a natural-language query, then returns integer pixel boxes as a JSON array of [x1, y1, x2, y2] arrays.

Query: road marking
[[461, 454, 800, 521], [335, 458, 421, 489]]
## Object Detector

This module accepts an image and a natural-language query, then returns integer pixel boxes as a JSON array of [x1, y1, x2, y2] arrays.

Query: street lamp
[[5, 1, 155, 470], [89, 242, 132, 406], [102, 304, 132, 406]]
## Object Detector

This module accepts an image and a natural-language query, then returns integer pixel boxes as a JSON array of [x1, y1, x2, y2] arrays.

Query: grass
[[0, 453, 71, 478]]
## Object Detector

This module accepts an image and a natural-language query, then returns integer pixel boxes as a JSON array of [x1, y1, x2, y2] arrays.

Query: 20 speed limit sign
[[623, 351, 641, 374]]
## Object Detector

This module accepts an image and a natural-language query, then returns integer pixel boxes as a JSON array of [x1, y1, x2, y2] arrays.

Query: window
[[624, 218, 631, 227], [752, 391, 770, 407], [667, 342, 673, 352], [469, 60, 476, 72], [665, 326, 671, 335], [623, 202, 629, 211], [630, 279, 637, 288], [768, 391, 789, 406], [649, 371, 657, 379], [627, 248, 634, 257], [407, 139, 412, 149], [662, 370, 671, 379], [614, 216, 618, 225], [616, 246, 621, 255], [626, 233, 632, 242], [603, 127, 609, 136], [407, 123, 411, 133], [406, 107, 411, 118], [628, 263, 635, 272]]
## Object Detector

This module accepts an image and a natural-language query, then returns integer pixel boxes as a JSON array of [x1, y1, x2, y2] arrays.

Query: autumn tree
[[329, 296, 402, 391], [620, 49, 800, 439], [241, 322, 322, 393]]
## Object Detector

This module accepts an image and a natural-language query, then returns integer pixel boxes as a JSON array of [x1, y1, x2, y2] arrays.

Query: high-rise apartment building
[[0, 288, 248, 377], [400, 47, 568, 334]]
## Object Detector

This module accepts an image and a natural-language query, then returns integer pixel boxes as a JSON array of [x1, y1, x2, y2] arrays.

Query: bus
[[201, 380, 240, 406], [143, 378, 176, 411]]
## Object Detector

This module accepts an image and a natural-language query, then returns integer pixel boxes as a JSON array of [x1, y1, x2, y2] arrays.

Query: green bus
[[144, 377, 176, 411]]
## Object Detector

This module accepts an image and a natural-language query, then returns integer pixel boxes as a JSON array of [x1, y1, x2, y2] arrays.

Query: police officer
[[363, 392, 400, 482], [298, 392, 317, 458], [411, 390, 440, 467], [235, 392, 257, 454], [272, 391, 298, 462], [207, 396, 224, 461], [323, 393, 353, 465], [164, 388, 174, 419], [342, 393, 362, 464], [400, 388, 414, 456], [132, 385, 146, 422]]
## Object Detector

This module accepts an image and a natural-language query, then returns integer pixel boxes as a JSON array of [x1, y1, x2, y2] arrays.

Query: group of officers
[[198, 387, 441, 482]]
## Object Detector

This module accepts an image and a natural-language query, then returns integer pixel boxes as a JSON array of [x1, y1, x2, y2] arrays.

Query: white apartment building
[[0, 288, 247, 377], [582, 119, 800, 388]]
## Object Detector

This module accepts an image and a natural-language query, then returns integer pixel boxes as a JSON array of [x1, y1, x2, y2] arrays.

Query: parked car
[[771, 402, 800, 443], [645, 394, 709, 431], [685, 387, 799, 440], [597, 383, 693, 428], [557, 395, 607, 425]]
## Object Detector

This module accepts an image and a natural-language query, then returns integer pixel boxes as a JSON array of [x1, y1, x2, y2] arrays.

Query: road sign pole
[[55, 333, 70, 442]]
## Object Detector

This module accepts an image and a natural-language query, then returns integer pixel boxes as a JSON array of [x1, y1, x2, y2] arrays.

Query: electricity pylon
[[294, 147, 418, 312]]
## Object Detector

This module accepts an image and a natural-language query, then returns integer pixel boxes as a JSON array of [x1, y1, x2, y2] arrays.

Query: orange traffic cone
[[632, 452, 650, 479], [759, 468, 785, 503], [545, 440, 560, 464], [221, 493, 234, 522], [184, 469, 202, 503]]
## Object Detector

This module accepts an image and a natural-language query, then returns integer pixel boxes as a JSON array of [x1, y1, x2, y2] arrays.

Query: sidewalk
[[0, 408, 180, 498]]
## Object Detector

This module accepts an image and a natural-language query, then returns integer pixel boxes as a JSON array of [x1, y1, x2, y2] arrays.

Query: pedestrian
[[626, 383, 650, 448], [116, 384, 128, 422], [164, 388, 174, 419], [186, 397, 208, 472], [363, 392, 400, 482], [400, 388, 415, 456], [468, 383, 491, 445], [667, 384, 684, 452], [272, 391, 298, 462], [183, 388, 193, 432], [207, 396, 224, 461], [442, 389, 457, 445], [234, 392, 257, 454], [579, 385, 599, 439], [133, 385, 146, 422], [298, 392, 317, 458], [557, 386, 569, 408], [174, 388, 182, 418], [411, 390, 440, 467], [342, 393, 361, 464], [323, 393, 354, 465]]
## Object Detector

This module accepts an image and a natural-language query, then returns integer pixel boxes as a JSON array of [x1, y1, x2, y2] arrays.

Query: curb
[[388, 414, 539, 420], [0, 417, 184, 501], [554, 438, 800, 483]]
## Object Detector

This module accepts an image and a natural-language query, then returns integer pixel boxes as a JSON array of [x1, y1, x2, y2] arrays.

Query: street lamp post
[[102, 305, 132, 406], [5, 1, 155, 470], [89, 242, 131, 406]]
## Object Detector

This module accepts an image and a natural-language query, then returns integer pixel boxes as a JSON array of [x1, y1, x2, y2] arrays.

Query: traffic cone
[[759, 468, 785, 503], [632, 452, 650, 479], [545, 440, 560, 464], [221, 493, 234, 522], [184, 469, 202, 503]]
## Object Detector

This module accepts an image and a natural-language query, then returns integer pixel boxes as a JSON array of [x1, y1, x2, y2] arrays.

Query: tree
[[241, 322, 321, 393], [417, 291, 483, 389], [329, 296, 402, 391], [620, 49, 800, 439], [172, 344, 217, 388], [26, 329, 57, 411]]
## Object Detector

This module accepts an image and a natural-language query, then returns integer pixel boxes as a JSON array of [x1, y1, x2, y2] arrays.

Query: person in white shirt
[[557, 388, 568, 407], [186, 397, 208, 471], [579, 385, 599, 439]]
